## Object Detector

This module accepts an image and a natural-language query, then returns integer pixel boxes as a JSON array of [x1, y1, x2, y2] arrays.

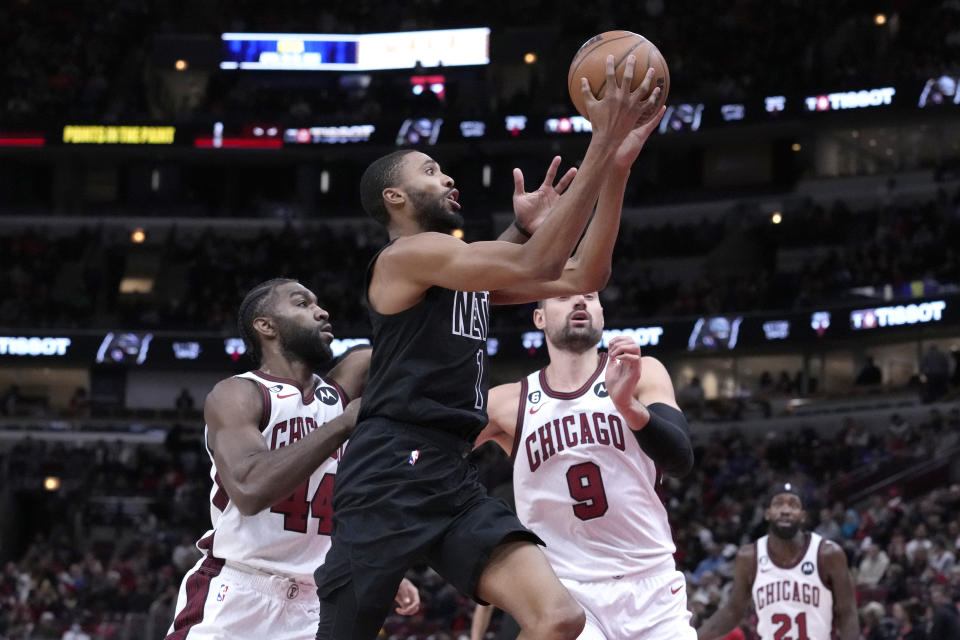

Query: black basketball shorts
[[314, 417, 543, 608]]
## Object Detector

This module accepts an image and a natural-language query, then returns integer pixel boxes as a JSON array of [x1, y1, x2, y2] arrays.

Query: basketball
[[567, 30, 670, 120]]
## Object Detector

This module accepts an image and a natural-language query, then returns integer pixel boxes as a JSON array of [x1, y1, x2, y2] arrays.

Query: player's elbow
[[530, 254, 568, 281], [581, 264, 612, 291], [232, 490, 268, 516]]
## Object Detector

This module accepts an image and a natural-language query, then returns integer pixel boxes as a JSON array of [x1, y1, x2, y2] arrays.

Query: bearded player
[[474, 291, 695, 640], [166, 279, 418, 640], [696, 483, 859, 640]]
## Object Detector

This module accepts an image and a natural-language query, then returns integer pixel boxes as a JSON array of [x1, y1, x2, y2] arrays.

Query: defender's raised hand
[[605, 336, 643, 414], [512, 155, 578, 235]]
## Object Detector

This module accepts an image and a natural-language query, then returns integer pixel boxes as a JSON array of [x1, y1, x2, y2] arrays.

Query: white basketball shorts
[[165, 555, 320, 640], [561, 569, 697, 640]]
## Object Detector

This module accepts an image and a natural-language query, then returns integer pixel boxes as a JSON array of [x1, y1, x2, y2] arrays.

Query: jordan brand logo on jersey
[[317, 387, 339, 406], [594, 381, 608, 398], [451, 291, 489, 341]]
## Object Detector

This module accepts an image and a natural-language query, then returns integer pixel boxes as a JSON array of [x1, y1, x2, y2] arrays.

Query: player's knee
[[534, 599, 585, 639]]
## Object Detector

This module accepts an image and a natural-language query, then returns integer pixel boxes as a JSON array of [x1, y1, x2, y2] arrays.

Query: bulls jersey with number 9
[[200, 370, 347, 584], [511, 353, 677, 581], [753, 533, 832, 640]]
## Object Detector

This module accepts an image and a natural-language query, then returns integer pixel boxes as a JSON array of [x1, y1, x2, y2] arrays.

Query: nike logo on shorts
[[670, 584, 683, 594]]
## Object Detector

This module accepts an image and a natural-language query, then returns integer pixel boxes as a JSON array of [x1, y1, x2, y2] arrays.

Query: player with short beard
[[315, 56, 665, 640], [166, 279, 418, 640], [697, 483, 859, 640], [473, 292, 695, 640]]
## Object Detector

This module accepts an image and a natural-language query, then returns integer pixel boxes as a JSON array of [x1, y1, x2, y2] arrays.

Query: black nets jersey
[[359, 241, 490, 441]]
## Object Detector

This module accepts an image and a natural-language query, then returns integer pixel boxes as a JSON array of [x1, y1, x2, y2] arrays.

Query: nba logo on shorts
[[216, 584, 229, 602], [409, 450, 420, 465]]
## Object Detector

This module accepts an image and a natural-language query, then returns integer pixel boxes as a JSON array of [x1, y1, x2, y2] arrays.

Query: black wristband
[[513, 220, 532, 238]]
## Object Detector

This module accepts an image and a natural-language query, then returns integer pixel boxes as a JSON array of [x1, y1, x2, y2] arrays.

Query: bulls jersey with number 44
[[753, 533, 832, 640], [200, 370, 347, 583], [512, 352, 676, 581]]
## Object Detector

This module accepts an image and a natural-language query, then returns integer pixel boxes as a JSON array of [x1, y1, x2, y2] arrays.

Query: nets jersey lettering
[[451, 290, 489, 341]]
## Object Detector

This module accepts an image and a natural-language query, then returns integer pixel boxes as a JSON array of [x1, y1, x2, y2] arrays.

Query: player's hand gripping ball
[[568, 30, 670, 121]]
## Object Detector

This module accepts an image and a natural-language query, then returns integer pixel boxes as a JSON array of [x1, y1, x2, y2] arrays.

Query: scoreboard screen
[[220, 28, 490, 71]]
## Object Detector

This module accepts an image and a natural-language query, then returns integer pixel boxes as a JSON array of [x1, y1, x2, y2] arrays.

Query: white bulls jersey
[[199, 370, 347, 584], [512, 352, 677, 581], [753, 533, 833, 640]]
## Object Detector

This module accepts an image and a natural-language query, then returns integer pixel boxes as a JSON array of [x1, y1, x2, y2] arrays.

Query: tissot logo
[[317, 387, 339, 406], [0, 336, 71, 356]]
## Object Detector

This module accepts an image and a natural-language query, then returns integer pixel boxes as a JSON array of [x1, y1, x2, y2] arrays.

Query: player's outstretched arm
[[605, 337, 694, 476], [473, 382, 523, 453], [325, 345, 371, 401], [697, 545, 755, 640], [374, 58, 659, 306], [205, 378, 360, 515], [493, 106, 665, 305], [821, 540, 860, 640]]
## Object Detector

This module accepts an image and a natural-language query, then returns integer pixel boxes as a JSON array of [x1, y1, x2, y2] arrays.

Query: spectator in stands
[[68, 387, 89, 418], [691, 543, 727, 584], [929, 582, 960, 637], [905, 524, 933, 563], [930, 537, 956, 576], [815, 507, 844, 543], [856, 356, 883, 387], [170, 534, 200, 575], [1, 384, 21, 416], [677, 376, 706, 421], [173, 387, 194, 417], [889, 600, 926, 640], [919, 344, 951, 403], [857, 541, 890, 588], [859, 601, 896, 640]]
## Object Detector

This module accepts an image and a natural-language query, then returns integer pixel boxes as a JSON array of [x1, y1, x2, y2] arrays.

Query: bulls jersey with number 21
[[512, 353, 677, 581], [753, 533, 832, 640], [200, 370, 346, 584]]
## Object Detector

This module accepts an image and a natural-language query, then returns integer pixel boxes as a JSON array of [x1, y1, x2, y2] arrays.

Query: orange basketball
[[567, 30, 670, 120]]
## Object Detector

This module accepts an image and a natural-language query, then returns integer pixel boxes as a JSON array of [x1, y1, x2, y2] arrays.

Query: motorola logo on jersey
[[528, 390, 542, 404], [594, 382, 608, 398], [801, 561, 815, 575], [317, 387, 339, 406]]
